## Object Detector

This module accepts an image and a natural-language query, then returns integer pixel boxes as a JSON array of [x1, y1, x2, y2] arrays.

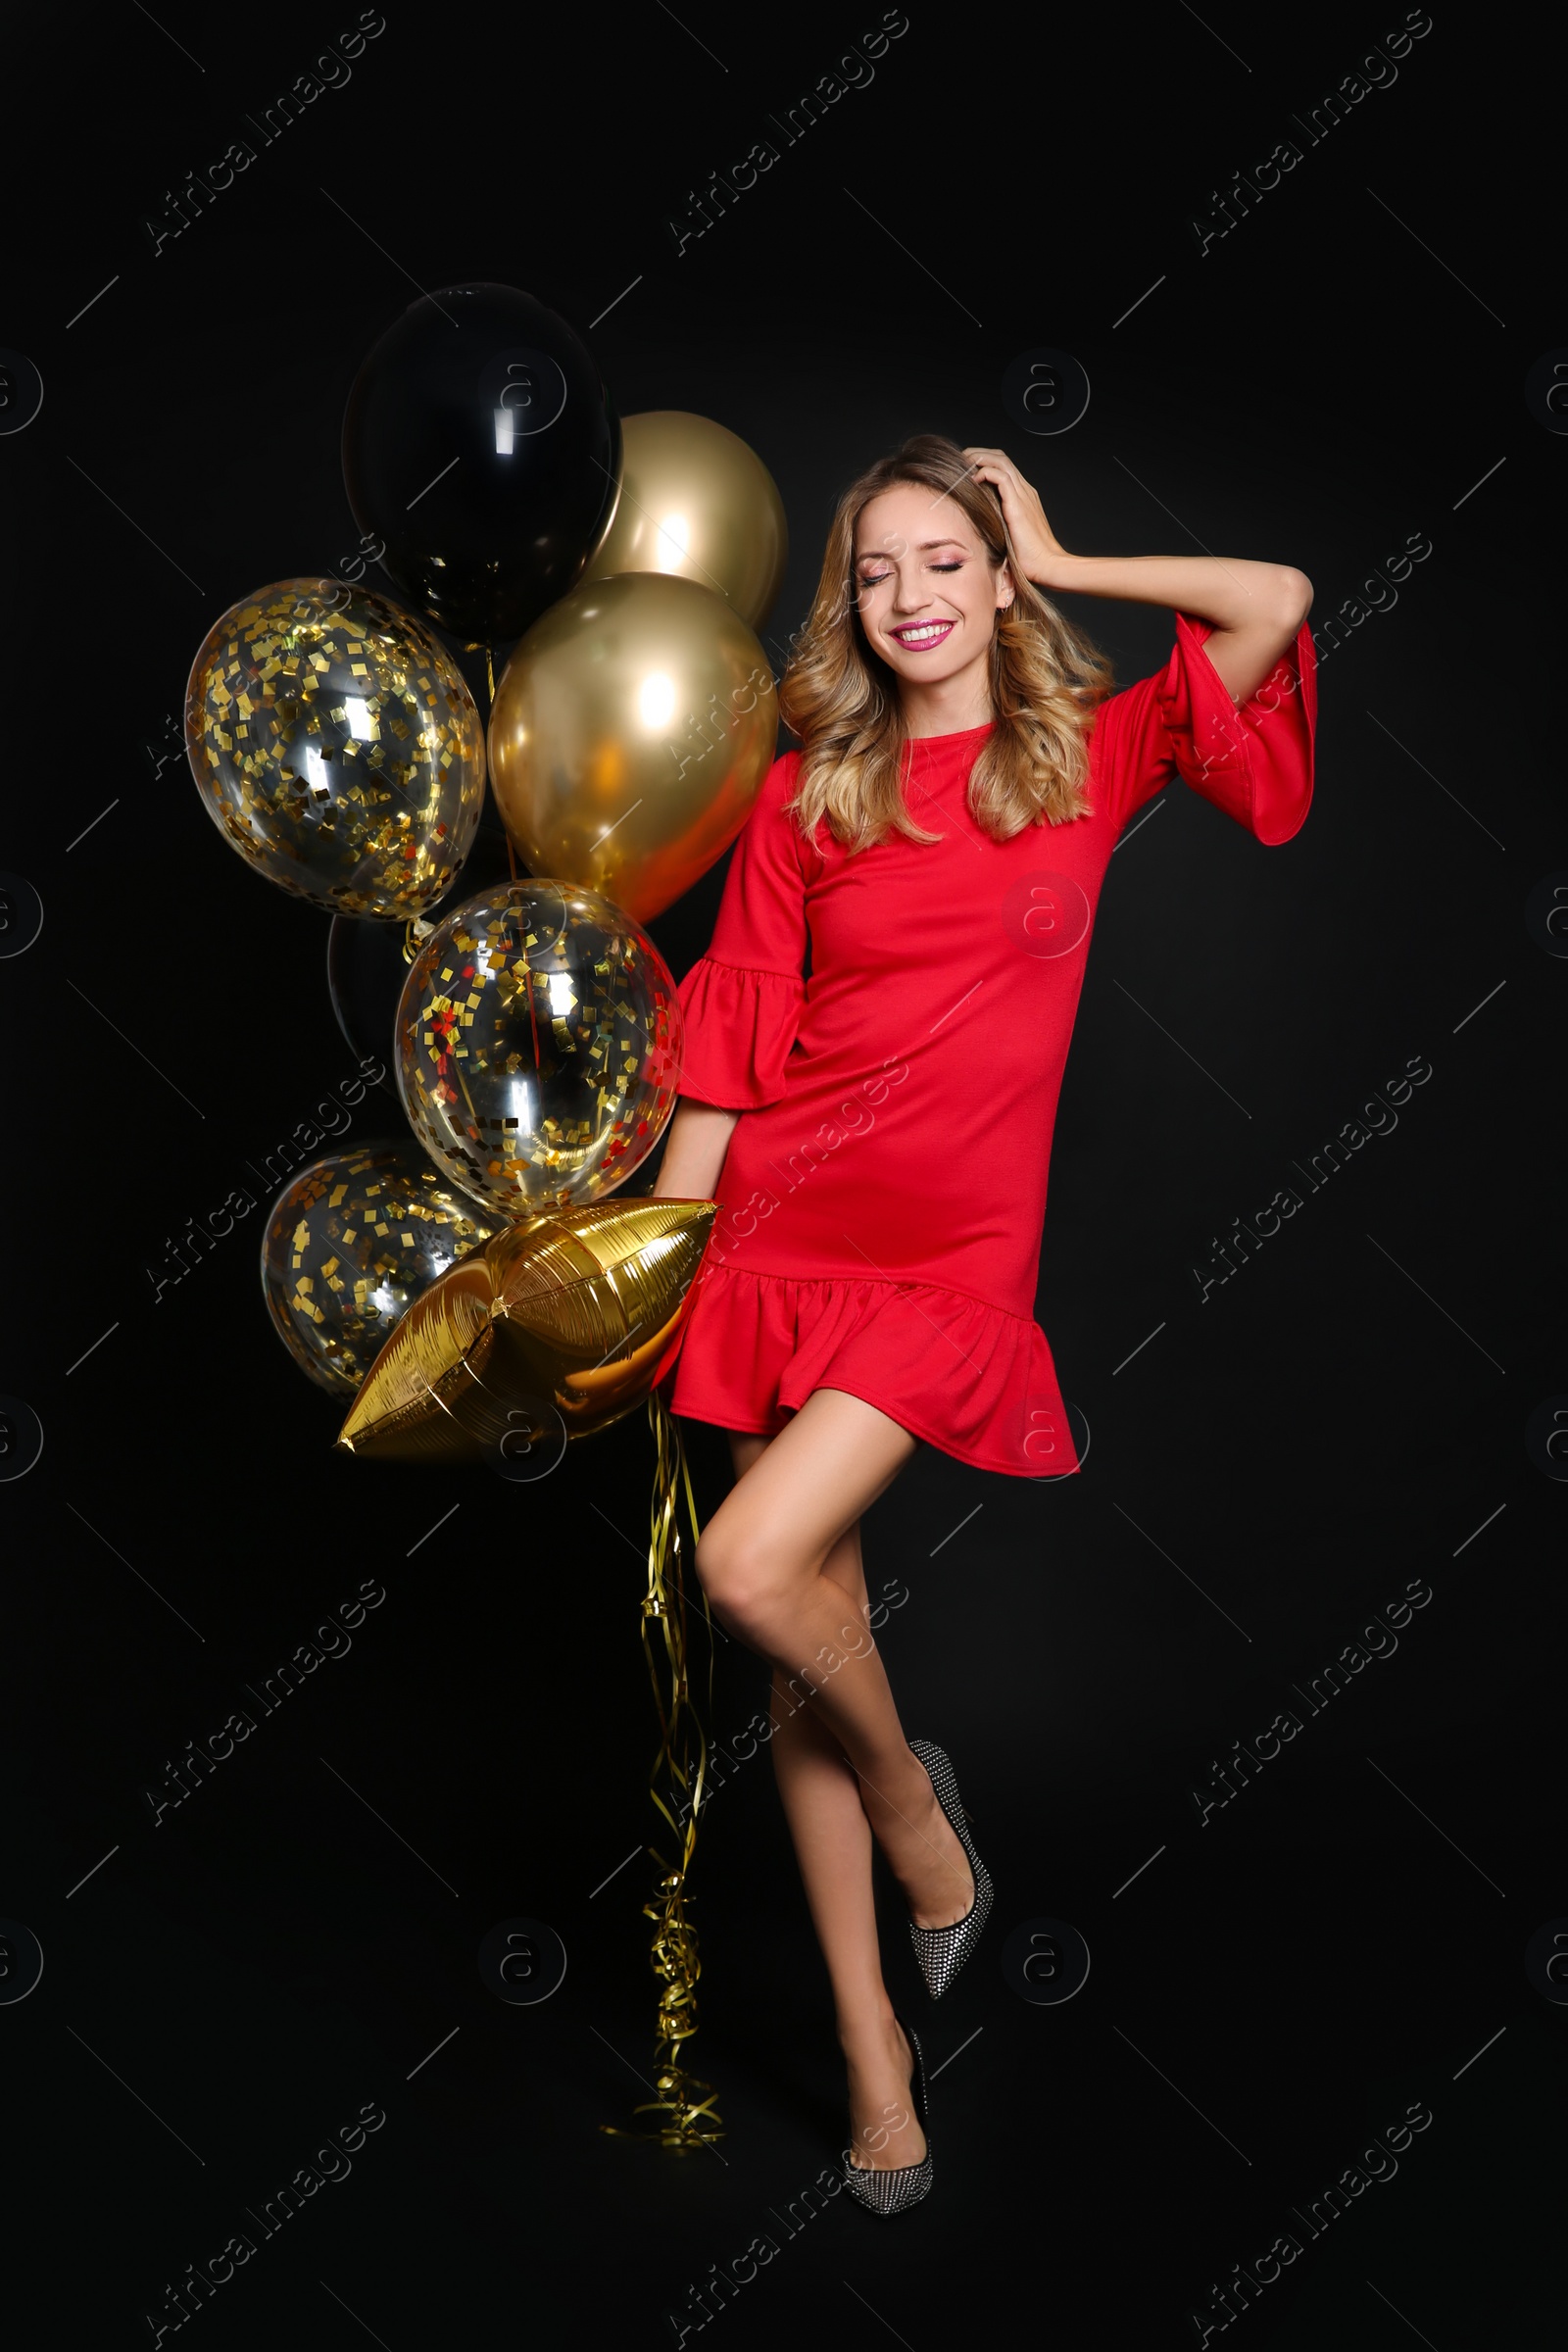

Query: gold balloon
[[259, 1141, 500, 1395], [335, 1197, 716, 1462], [582, 410, 788, 629], [488, 572, 778, 923], [185, 578, 485, 916]]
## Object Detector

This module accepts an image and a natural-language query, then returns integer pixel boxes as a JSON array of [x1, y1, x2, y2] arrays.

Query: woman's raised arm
[[961, 445, 1312, 708]]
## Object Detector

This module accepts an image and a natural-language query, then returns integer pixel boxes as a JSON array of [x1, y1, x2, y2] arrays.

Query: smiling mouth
[[889, 620, 956, 650]]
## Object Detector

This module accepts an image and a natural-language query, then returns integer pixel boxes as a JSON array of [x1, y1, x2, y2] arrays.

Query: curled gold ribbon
[[602, 1384, 723, 2149]]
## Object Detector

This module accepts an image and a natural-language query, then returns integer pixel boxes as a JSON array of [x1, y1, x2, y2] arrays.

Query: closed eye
[[857, 562, 964, 587]]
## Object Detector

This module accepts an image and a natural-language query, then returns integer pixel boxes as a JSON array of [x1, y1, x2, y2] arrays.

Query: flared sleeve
[[1095, 611, 1317, 844], [676, 752, 809, 1109]]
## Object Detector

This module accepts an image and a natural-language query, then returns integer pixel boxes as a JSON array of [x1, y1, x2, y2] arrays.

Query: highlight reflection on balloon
[[341, 282, 619, 644], [395, 879, 683, 1217], [581, 411, 788, 629], [259, 1140, 500, 1394], [185, 579, 485, 917], [487, 572, 777, 923], [335, 1197, 716, 1460]]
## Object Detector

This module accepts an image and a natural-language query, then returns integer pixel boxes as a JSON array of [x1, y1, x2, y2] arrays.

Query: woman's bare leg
[[728, 1431, 919, 2166], [708, 1395, 973, 2165], [701, 1392, 972, 1928]]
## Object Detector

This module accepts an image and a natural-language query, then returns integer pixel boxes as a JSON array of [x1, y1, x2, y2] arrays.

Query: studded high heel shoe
[[906, 1739, 994, 2000], [840, 2012, 932, 2216]]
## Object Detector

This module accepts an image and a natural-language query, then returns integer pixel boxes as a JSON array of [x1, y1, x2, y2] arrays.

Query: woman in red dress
[[653, 433, 1315, 2211]]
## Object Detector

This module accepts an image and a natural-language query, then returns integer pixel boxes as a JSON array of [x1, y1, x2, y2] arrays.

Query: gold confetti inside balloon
[[581, 411, 788, 629], [394, 878, 683, 1218], [185, 578, 485, 917], [488, 571, 778, 923], [260, 1141, 500, 1394], [336, 1197, 716, 1460]]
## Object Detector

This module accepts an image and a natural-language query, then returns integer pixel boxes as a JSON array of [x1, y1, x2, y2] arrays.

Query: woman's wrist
[[653, 1097, 740, 1199], [1023, 546, 1083, 595]]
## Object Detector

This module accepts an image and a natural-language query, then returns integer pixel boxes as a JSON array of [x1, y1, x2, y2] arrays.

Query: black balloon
[[327, 828, 519, 1079], [341, 283, 620, 645]]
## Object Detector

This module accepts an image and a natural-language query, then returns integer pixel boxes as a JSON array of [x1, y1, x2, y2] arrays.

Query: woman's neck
[[897, 650, 995, 740]]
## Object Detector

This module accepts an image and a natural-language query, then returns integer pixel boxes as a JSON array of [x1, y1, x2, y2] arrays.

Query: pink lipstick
[[889, 619, 956, 651]]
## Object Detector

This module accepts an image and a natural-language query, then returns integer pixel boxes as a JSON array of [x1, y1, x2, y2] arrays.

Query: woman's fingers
[[959, 445, 1067, 580], [962, 446, 1045, 520], [962, 446, 1035, 510]]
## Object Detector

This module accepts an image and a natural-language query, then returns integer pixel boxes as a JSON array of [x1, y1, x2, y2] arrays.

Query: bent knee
[[694, 1526, 795, 1627]]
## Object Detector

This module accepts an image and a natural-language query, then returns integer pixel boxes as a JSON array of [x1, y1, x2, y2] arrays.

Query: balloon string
[[602, 1386, 722, 2150], [482, 642, 519, 888]]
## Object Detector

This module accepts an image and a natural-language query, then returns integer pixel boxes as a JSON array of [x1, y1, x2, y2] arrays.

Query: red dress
[[666, 614, 1317, 1478]]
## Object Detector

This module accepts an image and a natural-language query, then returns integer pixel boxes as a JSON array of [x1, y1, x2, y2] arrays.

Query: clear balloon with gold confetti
[[185, 578, 485, 916], [260, 1140, 500, 1394], [393, 879, 683, 1217]]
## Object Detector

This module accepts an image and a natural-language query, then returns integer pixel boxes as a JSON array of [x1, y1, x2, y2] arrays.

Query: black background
[[2, 3, 1562, 2346]]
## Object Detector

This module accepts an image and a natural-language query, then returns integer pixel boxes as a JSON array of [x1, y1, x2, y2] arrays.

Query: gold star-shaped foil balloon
[[335, 1197, 715, 1464]]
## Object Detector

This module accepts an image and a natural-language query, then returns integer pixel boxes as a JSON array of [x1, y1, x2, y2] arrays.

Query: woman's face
[[851, 481, 1013, 692]]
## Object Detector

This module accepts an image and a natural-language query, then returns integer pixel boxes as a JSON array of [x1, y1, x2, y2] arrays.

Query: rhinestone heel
[[840, 2013, 933, 2216], [906, 1739, 993, 2001]]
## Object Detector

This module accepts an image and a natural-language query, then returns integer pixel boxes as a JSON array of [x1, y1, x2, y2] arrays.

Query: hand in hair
[[961, 448, 1071, 587], [962, 444, 1312, 707]]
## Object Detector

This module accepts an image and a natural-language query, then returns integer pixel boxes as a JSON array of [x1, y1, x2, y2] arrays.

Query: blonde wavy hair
[[778, 433, 1113, 853]]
